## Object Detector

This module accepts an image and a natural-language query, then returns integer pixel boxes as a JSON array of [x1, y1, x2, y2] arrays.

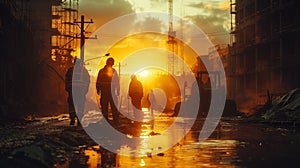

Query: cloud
[[187, 2, 206, 9], [185, 1, 231, 44], [219, 1, 230, 10], [134, 16, 166, 33], [134, 0, 232, 45], [79, 0, 134, 29], [79, 0, 231, 56], [187, 15, 229, 44]]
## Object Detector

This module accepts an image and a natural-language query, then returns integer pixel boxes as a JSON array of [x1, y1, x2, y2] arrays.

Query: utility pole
[[74, 15, 95, 61], [117, 62, 127, 77], [118, 62, 121, 76]]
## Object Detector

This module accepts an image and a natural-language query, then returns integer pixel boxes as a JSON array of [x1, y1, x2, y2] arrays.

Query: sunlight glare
[[139, 159, 146, 167], [138, 70, 149, 78]]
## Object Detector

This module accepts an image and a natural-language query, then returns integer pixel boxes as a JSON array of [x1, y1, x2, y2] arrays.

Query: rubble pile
[[253, 88, 300, 122], [0, 117, 96, 168], [262, 88, 300, 121]]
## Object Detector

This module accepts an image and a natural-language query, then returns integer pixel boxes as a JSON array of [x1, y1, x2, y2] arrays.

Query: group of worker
[[65, 57, 144, 126]]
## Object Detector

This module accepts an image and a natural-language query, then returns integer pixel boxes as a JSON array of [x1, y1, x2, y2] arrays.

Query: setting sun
[[138, 70, 149, 78]]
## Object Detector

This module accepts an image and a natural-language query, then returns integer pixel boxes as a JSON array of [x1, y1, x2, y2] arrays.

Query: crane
[[167, 0, 178, 75]]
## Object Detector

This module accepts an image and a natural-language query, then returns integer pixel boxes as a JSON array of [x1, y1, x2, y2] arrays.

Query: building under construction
[[228, 0, 300, 112], [51, 0, 79, 64], [0, 0, 79, 119]]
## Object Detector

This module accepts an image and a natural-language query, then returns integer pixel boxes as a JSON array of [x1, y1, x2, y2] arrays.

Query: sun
[[138, 70, 149, 78]]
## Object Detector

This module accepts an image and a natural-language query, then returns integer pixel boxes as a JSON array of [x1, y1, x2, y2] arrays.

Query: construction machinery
[[173, 71, 237, 118]]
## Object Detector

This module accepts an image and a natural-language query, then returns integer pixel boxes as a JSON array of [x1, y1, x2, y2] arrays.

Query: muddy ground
[[1, 114, 300, 168]]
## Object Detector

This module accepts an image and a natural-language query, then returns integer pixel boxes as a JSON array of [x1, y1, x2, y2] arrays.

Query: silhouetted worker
[[147, 89, 157, 116], [128, 75, 144, 121], [65, 58, 90, 126], [96, 58, 120, 125], [192, 57, 202, 76]]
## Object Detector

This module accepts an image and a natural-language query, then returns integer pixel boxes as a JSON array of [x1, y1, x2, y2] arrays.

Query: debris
[[262, 88, 300, 121], [146, 152, 152, 158], [11, 145, 53, 168], [157, 153, 164, 156], [148, 131, 160, 136]]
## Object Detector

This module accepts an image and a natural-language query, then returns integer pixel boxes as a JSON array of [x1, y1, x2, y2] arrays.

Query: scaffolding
[[230, 0, 236, 45], [228, 0, 300, 108], [51, 0, 79, 65]]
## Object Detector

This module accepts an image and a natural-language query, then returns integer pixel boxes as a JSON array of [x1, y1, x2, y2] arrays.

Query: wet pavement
[[1, 111, 300, 168]]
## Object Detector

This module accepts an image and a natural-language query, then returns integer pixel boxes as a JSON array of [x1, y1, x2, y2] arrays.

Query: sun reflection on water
[[84, 146, 101, 168], [139, 159, 146, 167], [83, 107, 240, 167]]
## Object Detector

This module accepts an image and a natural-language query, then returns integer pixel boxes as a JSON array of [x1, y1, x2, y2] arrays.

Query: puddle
[[85, 146, 101, 168], [66, 110, 300, 167]]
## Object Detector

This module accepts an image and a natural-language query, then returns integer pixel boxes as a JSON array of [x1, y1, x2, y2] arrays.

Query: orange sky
[[79, 0, 231, 45], [84, 31, 205, 77], [78, 0, 231, 76]]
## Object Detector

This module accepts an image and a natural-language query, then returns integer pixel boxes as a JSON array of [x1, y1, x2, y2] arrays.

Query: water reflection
[[84, 145, 119, 168], [82, 108, 242, 167], [85, 146, 100, 168], [117, 139, 239, 167], [139, 159, 146, 167]]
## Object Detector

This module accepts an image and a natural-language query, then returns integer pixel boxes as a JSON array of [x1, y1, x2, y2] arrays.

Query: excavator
[[173, 71, 237, 118]]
